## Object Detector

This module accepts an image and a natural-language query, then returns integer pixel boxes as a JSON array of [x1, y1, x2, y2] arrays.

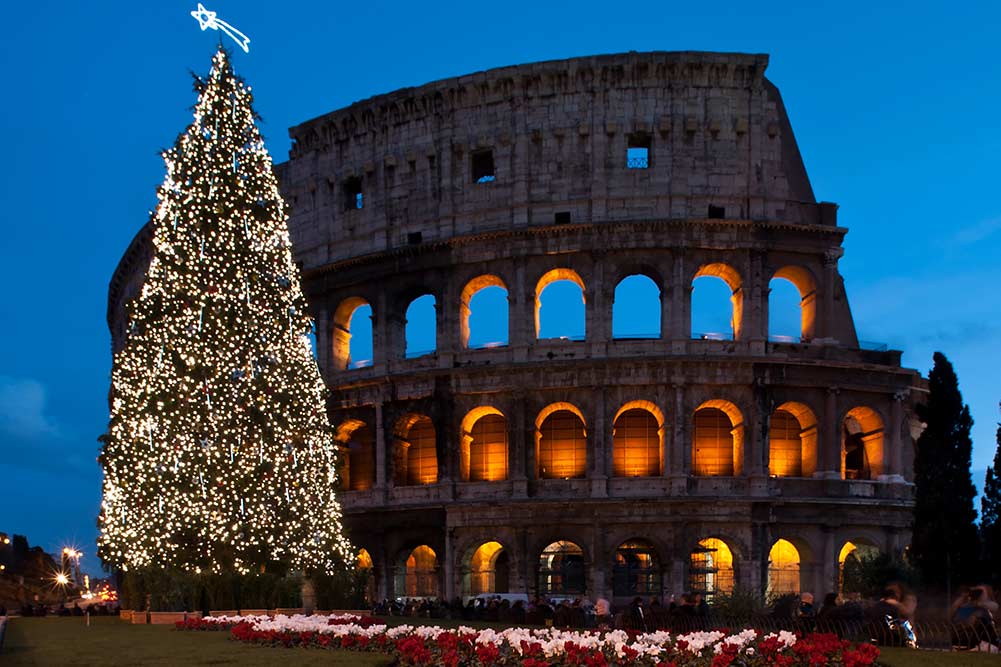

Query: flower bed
[[176, 613, 881, 666]]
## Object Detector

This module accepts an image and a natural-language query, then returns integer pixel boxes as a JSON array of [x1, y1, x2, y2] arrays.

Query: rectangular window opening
[[407, 231, 423, 245], [627, 133, 651, 169], [471, 149, 496, 183], [342, 176, 363, 211], [708, 205, 725, 219], [554, 211, 571, 225]]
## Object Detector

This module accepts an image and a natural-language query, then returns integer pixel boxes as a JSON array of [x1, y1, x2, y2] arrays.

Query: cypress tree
[[910, 352, 980, 589], [981, 405, 1001, 585]]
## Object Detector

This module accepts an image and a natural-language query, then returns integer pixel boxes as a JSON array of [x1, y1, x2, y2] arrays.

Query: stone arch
[[334, 419, 375, 491], [771, 265, 818, 341], [689, 536, 736, 600], [769, 401, 819, 478], [404, 293, 437, 358], [395, 544, 439, 598], [612, 273, 662, 339], [534, 268, 586, 340], [692, 399, 745, 476], [692, 262, 743, 340], [393, 413, 438, 486], [459, 406, 509, 482], [612, 538, 660, 597], [766, 538, 802, 597], [535, 402, 587, 479], [612, 400, 665, 477], [460, 274, 508, 349], [356, 548, 376, 603], [463, 540, 511, 596], [838, 537, 881, 594], [841, 406, 885, 480], [332, 296, 372, 370], [538, 540, 587, 596]]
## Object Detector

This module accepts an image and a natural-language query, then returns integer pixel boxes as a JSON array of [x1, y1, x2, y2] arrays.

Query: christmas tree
[[98, 48, 353, 576]]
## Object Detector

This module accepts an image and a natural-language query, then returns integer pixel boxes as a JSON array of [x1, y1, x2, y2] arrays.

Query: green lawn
[[1, 616, 392, 666], [3, 616, 997, 666]]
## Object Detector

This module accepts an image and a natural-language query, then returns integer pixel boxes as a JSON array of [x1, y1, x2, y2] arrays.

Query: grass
[[3, 615, 997, 666], [1, 616, 392, 666]]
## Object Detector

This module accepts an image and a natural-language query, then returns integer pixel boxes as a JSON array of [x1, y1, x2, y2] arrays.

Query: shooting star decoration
[[190, 3, 251, 53]]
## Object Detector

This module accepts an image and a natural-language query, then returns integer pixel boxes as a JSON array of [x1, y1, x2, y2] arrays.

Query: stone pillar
[[510, 260, 531, 361], [821, 249, 842, 341], [511, 393, 528, 496], [372, 291, 389, 369], [444, 528, 456, 601], [587, 256, 608, 355], [670, 255, 690, 353], [821, 526, 837, 595], [590, 388, 608, 497], [884, 392, 907, 482], [816, 387, 841, 479], [374, 401, 387, 495], [670, 383, 687, 494], [591, 523, 606, 599]]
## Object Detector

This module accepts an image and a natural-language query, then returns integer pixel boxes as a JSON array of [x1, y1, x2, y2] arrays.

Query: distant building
[[109, 51, 924, 604]]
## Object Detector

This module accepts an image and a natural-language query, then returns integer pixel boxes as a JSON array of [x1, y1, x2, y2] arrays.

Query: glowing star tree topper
[[191, 4, 251, 53], [98, 48, 353, 576]]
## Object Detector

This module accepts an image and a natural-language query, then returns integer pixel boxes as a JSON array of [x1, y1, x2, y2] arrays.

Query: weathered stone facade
[[109, 51, 923, 605]]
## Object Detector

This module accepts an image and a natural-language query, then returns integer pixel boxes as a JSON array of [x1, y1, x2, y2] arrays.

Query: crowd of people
[[370, 582, 1000, 653]]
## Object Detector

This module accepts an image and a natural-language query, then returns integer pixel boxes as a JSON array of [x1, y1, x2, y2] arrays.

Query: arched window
[[689, 538, 734, 601], [538, 541, 585, 595], [405, 294, 436, 358], [394, 415, 438, 486], [693, 401, 743, 477], [612, 540, 659, 596], [537, 405, 587, 479], [612, 274, 661, 339], [612, 405, 662, 477], [769, 402, 818, 478], [839, 540, 880, 594], [344, 424, 375, 491], [767, 539, 800, 597], [461, 408, 509, 482], [461, 275, 508, 349], [404, 545, 438, 597], [842, 407, 884, 480], [332, 297, 373, 369], [771, 266, 818, 341], [691, 263, 742, 340], [469, 541, 509, 595], [535, 269, 586, 341]]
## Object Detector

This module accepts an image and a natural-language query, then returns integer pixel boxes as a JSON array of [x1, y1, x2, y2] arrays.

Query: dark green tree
[[981, 404, 1001, 585], [911, 352, 980, 589]]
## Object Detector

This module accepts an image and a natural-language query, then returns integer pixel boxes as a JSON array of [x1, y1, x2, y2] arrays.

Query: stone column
[[372, 291, 389, 370], [587, 256, 608, 356], [374, 401, 387, 497], [590, 387, 608, 498], [879, 392, 907, 483], [510, 259, 531, 361], [821, 249, 842, 341], [670, 383, 687, 494], [511, 392, 528, 497], [816, 387, 841, 479], [821, 526, 837, 596], [670, 255, 690, 353]]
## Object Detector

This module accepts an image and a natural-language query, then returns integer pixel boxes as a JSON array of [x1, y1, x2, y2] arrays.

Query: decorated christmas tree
[[98, 48, 353, 577]]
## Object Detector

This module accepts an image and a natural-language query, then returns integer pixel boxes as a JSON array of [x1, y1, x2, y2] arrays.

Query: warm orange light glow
[[536, 404, 587, 479], [336, 420, 375, 491], [842, 406, 884, 480], [463, 409, 508, 482], [470, 541, 505, 595], [838, 541, 857, 565], [357, 548, 374, 570], [767, 539, 800, 597], [612, 406, 661, 477], [693, 400, 743, 477], [404, 416, 438, 485], [405, 545, 437, 597], [690, 538, 734, 598]]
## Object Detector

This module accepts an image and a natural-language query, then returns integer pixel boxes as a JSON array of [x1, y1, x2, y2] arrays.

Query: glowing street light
[[55, 572, 69, 586]]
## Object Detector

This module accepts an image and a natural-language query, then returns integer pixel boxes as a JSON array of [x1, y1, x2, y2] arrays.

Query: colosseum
[[109, 51, 924, 606]]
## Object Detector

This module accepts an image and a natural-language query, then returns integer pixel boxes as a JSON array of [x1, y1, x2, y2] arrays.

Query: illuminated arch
[[335, 419, 375, 491], [766, 539, 801, 597], [612, 539, 659, 596], [401, 545, 438, 597], [689, 537, 734, 600], [692, 399, 744, 477], [404, 294, 437, 358], [612, 274, 661, 339], [467, 541, 510, 595], [769, 401, 819, 478], [692, 263, 743, 340], [535, 403, 587, 479], [534, 268, 586, 340], [332, 296, 372, 370], [538, 540, 586, 596], [842, 406, 885, 480], [356, 549, 376, 603], [460, 274, 508, 349], [772, 266, 818, 341], [459, 406, 509, 482], [393, 414, 438, 486], [838, 540, 880, 593], [612, 401, 665, 477]]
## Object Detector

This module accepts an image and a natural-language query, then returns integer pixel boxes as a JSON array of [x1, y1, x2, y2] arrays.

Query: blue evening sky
[[1, 0, 998, 575]]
